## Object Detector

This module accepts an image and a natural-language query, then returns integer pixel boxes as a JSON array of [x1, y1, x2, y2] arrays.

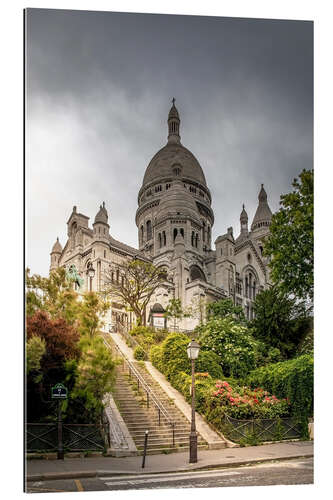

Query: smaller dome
[[51, 237, 62, 253], [258, 184, 268, 202], [240, 204, 248, 222], [251, 184, 273, 231], [94, 202, 108, 224]]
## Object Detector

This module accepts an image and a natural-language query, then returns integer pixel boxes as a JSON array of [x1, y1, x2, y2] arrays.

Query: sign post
[[51, 384, 68, 460]]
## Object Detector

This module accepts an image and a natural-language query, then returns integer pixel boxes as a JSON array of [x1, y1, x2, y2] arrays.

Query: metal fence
[[222, 415, 302, 443], [26, 422, 109, 453]]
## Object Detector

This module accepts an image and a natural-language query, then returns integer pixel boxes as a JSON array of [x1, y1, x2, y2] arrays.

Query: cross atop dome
[[172, 97, 176, 105]]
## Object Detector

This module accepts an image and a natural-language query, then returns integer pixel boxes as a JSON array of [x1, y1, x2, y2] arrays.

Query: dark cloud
[[26, 8, 313, 276]]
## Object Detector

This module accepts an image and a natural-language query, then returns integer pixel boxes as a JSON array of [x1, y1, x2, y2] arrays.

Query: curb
[[26, 453, 313, 482]]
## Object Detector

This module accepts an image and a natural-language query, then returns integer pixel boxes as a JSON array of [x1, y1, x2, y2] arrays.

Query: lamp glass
[[187, 340, 200, 360], [88, 268, 95, 278]]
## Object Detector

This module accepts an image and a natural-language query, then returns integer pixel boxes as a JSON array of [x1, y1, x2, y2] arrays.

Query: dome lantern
[[167, 97, 181, 144]]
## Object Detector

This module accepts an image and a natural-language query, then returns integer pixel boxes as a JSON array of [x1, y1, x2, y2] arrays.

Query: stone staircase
[[111, 354, 208, 455]]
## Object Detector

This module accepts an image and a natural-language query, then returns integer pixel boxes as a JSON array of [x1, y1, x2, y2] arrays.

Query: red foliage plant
[[26, 311, 80, 369]]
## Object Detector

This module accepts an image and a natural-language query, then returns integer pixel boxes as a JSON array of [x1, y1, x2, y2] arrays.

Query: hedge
[[246, 354, 313, 420], [150, 333, 223, 381]]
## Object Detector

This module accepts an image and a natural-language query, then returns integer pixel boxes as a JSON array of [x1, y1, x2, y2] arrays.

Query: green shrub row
[[246, 354, 313, 420], [150, 333, 312, 441], [150, 333, 223, 380]]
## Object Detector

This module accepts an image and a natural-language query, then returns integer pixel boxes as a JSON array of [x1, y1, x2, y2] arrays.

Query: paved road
[[26, 457, 313, 493]]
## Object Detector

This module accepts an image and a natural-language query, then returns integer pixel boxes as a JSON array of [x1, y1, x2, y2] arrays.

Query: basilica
[[50, 101, 273, 331]]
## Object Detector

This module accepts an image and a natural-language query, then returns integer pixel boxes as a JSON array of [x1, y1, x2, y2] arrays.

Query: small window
[[147, 220, 152, 240], [104, 250, 106, 258], [173, 167, 181, 176]]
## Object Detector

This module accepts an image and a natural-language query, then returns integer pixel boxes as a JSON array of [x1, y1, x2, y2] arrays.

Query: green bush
[[246, 354, 313, 421], [195, 350, 223, 379], [151, 333, 223, 382], [130, 326, 154, 337], [150, 345, 163, 371], [134, 345, 147, 361]]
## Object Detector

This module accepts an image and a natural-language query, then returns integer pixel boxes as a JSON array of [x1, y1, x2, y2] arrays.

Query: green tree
[[26, 336, 46, 379], [77, 292, 110, 338], [164, 298, 191, 331], [103, 259, 167, 325], [264, 169, 313, 302], [206, 298, 246, 323], [67, 336, 116, 420], [250, 286, 302, 358], [26, 267, 79, 324]]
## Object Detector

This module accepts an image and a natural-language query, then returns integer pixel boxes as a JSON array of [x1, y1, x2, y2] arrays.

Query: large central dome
[[143, 142, 207, 187], [141, 100, 207, 188]]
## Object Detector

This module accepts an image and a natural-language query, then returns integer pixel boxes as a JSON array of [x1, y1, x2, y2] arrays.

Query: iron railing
[[26, 422, 109, 453], [222, 415, 302, 443], [102, 335, 176, 446]]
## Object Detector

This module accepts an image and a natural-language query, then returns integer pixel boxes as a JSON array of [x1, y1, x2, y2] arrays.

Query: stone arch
[[190, 265, 206, 282]]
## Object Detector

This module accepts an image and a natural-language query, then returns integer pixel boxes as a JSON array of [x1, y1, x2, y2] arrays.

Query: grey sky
[[26, 8, 313, 276]]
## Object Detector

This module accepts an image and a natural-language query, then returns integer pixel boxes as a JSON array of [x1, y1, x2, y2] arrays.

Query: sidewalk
[[26, 440, 313, 481]]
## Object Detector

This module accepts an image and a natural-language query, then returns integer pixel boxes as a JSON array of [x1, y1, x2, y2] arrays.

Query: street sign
[[51, 383, 68, 399]]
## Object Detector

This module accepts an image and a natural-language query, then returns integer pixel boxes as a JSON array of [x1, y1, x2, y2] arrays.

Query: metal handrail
[[118, 327, 148, 355], [102, 335, 175, 445]]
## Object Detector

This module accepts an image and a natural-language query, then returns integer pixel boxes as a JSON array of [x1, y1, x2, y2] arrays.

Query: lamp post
[[187, 339, 200, 463], [87, 263, 95, 291]]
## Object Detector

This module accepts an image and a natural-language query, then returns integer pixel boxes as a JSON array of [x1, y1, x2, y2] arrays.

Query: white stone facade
[[50, 102, 273, 330]]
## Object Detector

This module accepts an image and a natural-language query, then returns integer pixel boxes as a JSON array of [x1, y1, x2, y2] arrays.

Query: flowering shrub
[[197, 317, 260, 378], [209, 380, 290, 420]]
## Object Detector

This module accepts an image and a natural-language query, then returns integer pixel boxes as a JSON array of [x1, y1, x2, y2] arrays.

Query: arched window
[[104, 250, 106, 258], [146, 220, 152, 240], [163, 231, 166, 246], [116, 269, 119, 282], [207, 226, 211, 244], [140, 225, 144, 244], [173, 228, 178, 241], [180, 228, 184, 238], [190, 265, 206, 282], [203, 221, 206, 242], [158, 233, 162, 248], [191, 231, 194, 246], [195, 234, 198, 248]]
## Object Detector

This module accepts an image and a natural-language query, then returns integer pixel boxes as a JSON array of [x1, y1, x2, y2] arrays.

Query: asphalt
[[26, 440, 313, 482]]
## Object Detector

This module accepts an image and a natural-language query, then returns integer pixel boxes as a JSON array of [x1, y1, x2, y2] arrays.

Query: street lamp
[[87, 263, 95, 291], [187, 339, 200, 463]]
